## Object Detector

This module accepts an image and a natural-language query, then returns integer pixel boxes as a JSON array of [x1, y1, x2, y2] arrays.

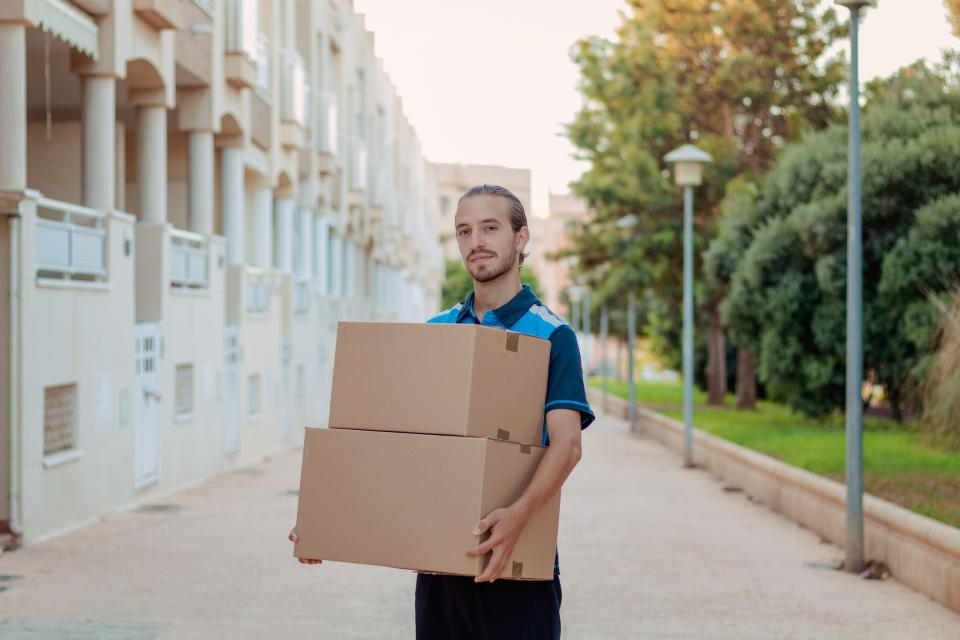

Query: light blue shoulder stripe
[[427, 302, 462, 324]]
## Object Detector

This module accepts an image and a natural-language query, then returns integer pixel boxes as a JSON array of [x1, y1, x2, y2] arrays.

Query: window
[[44, 384, 77, 455], [175, 364, 194, 417], [248, 374, 261, 417]]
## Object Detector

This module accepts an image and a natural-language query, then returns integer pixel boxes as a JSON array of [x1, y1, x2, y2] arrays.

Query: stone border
[[585, 386, 960, 614]]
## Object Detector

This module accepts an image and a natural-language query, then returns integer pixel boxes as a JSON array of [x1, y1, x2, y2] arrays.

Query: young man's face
[[455, 195, 528, 284]]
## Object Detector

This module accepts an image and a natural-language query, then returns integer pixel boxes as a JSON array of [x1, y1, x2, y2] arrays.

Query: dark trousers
[[415, 573, 562, 640]]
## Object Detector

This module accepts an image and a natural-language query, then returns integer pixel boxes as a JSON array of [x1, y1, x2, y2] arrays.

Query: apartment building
[[0, 0, 444, 546], [529, 192, 592, 316]]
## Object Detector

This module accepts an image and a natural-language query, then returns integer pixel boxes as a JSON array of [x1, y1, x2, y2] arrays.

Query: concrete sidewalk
[[0, 414, 958, 639]]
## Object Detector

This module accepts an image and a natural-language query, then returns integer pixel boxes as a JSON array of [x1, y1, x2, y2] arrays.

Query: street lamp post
[[627, 290, 636, 430], [836, 0, 875, 575], [600, 305, 609, 413], [664, 144, 713, 468]]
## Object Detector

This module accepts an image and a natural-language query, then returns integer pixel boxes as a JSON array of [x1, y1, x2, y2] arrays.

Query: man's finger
[[474, 550, 505, 583], [464, 536, 496, 558], [473, 509, 502, 535]]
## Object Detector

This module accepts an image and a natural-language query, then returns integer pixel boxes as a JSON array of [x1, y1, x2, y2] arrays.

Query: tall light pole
[[836, 0, 875, 575], [665, 144, 713, 468], [600, 305, 609, 413]]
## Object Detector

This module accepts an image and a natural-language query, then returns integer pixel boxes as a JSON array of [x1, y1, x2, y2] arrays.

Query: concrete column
[[137, 105, 167, 224], [188, 130, 215, 235], [330, 232, 342, 297], [221, 147, 245, 266], [115, 124, 126, 211], [274, 197, 295, 273], [0, 23, 26, 190], [253, 187, 273, 269], [301, 209, 314, 278], [81, 76, 116, 209]]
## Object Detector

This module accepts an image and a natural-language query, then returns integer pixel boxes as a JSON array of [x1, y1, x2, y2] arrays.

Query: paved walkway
[[0, 414, 958, 638]]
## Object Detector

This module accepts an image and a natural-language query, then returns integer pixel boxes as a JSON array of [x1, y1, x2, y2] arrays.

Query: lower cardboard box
[[294, 427, 560, 580]]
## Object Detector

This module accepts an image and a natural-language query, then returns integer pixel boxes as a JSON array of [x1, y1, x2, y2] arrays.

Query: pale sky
[[353, 0, 957, 216]]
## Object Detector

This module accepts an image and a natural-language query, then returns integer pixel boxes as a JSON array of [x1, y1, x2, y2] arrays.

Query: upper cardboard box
[[294, 427, 560, 580], [329, 322, 550, 444]]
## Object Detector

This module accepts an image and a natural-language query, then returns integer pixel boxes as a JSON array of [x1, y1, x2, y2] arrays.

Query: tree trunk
[[707, 303, 727, 405], [735, 348, 758, 410]]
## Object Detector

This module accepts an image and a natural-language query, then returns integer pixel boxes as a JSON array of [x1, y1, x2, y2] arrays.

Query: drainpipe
[[8, 215, 21, 537]]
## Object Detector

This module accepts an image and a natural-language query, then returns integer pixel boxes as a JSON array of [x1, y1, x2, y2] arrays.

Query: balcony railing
[[315, 90, 339, 155], [35, 197, 106, 281], [294, 279, 310, 315], [225, 0, 257, 59], [280, 49, 309, 127], [169, 229, 209, 289], [254, 32, 271, 94], [348, 136, 367, 191], [246, 270, 270, 313]]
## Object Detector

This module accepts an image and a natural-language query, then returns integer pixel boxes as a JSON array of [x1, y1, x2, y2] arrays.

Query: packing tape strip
[[520, 444, 531, 454], [505, 332, 519, 352], [497, 428, 510, 440], [512, 561, 523, 578]]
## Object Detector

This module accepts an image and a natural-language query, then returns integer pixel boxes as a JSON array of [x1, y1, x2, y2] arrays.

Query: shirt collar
[[456, 285, 539, 329]]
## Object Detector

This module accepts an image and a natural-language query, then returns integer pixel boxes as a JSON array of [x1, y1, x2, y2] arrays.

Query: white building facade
[[0, 0, 444, 545]]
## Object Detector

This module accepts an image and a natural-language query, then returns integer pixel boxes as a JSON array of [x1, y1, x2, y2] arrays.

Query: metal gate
[[134, 323, 160, 490], [224, 325, 240, 454]]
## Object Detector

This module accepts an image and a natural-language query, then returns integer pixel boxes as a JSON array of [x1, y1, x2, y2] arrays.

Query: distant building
[[529, 193, 593, 316], [0, 0, 444, 545], [430, 163, 532, 262]]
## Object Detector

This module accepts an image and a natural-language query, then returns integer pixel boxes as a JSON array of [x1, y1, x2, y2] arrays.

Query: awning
[[31, 0, 100, 60]]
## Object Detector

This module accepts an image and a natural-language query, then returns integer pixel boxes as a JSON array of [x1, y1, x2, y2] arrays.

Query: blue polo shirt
[[428, 285, 595, 445]]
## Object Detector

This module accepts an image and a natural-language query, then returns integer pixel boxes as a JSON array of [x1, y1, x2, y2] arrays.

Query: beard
[[466, 245, 519, 283]]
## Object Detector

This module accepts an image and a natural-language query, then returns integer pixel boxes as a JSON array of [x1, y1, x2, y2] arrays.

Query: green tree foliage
[[441, 259, 542, 311], [715, 60, 960, 416], [565, 0, 846, 369], [947, 0, 960, 39]]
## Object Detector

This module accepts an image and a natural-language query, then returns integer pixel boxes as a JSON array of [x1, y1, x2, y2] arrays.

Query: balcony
[[254, 32, 272, 96], [279, 49, 309, 150], [133, 0, 181, 30], [224, 0, 258, 88], [246, 269, 271, 313], [35, 197, 107, 282], [347, 136, 367, 203], [315, 90, 339, 174], [169, 229, 209, 290]]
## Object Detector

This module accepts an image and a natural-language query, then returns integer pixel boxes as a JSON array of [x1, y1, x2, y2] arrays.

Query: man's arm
[[465, 408, 582, 582]]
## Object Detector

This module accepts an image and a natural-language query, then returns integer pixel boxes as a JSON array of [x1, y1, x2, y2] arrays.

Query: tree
[[947, 0, 960, 39], [716, 60, 960, 416], [440, 259, 542, 311], [566, 0, 846, 404]]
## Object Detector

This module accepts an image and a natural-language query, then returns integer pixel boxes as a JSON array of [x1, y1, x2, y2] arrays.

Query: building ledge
[[224, 51, 257, 89], [280, 121, 305, 151], [37, 278, 112, 292], [133, 0, 182, 30], [43, 449, 83, 469]]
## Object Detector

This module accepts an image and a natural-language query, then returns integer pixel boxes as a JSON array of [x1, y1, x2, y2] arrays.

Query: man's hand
[[289, 527, 322, 565], [465, 504, 531, 583]]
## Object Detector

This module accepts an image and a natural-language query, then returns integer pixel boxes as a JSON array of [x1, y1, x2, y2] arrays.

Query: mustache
[[468, 250, 497, 260]]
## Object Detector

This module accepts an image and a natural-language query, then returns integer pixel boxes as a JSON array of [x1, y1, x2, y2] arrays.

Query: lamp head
[[834, 1, 876, 8], [664, 144, 713, 187]]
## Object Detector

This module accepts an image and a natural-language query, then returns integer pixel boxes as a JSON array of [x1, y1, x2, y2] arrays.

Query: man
[[290, 184, 593, 639]]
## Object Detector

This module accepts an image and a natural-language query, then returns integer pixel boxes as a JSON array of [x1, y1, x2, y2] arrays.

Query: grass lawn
[[589, 377, 960, 529]]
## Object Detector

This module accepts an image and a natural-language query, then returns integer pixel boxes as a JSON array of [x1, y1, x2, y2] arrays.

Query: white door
[[134, 323, 160, 490], [224, 325, 240, 454]]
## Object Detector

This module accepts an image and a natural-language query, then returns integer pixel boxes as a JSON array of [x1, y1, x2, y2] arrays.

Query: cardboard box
[[294, 427, 560, 580], [328, 322, 550, 444]]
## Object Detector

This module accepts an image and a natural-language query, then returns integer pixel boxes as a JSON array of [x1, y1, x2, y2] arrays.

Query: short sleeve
[[545, 324, 595, 430]]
